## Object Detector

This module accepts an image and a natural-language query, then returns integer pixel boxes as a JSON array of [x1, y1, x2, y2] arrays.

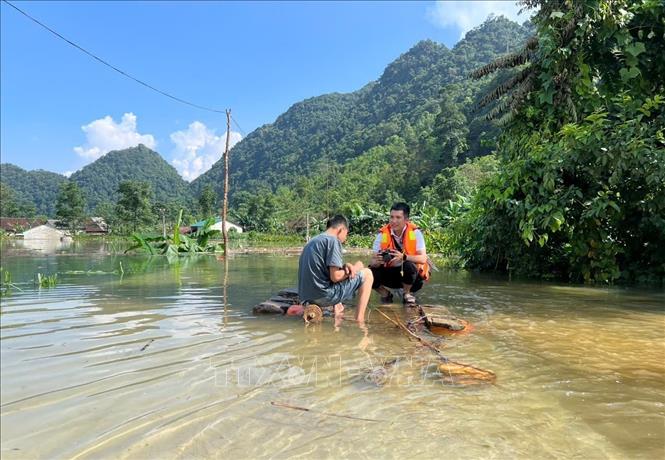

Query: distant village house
[[188, 218, 243, 234], [0, 217, 109, 236]]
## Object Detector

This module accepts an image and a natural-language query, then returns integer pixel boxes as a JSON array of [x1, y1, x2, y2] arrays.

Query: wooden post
[[305, 211, 310, 241], [222, 109, 231, 258]]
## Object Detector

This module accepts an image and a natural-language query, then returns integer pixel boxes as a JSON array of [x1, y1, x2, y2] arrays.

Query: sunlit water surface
[[1, 241, 664, 459]]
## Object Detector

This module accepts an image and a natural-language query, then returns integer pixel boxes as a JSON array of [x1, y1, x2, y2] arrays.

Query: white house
[[23, 225, 68, 240], [190, 218, 243, 234]]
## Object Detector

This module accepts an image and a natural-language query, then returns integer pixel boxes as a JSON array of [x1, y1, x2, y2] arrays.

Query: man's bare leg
[[355, 268, 373, 323]]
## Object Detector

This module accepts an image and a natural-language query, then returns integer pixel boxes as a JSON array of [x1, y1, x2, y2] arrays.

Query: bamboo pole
[[375, 308, 445, 355], [222, 109, 231, 257]]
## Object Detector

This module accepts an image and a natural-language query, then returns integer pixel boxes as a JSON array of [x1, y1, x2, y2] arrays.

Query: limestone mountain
[[70, 144, 193, 211]]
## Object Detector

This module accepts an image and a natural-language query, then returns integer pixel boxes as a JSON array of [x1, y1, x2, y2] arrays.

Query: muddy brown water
[[1, 241, 664, 459]]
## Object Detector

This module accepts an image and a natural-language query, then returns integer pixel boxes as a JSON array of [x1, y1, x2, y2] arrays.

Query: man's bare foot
[[333, 303, 345, 315]]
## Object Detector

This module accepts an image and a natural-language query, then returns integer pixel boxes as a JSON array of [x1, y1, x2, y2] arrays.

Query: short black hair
[[390, 202, 410, 219], [326, 214, 349, 230]]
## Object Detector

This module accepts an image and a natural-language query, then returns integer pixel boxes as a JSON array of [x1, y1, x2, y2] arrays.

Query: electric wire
[[3, 0, 228, 115], [230, 115, 247, 137]]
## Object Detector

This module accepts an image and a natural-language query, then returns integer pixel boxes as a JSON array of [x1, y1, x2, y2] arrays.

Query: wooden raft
[[252, 288, 301, 315]]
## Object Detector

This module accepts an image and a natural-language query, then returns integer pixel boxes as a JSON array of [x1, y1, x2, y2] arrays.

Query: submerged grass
[[35, 272, 58, 288]]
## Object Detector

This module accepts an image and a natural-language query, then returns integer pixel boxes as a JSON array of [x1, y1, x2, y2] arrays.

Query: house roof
[[0, 217, 47, 232]]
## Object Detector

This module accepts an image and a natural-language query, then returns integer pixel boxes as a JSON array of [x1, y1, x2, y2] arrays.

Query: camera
[[380, 250, 393, 263]]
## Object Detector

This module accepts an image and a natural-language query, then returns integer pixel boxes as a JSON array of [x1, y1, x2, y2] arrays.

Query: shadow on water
[[1, 240, 664, 459]]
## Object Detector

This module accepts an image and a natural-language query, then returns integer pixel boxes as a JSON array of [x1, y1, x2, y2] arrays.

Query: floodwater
[[1, 240, 664, 459]]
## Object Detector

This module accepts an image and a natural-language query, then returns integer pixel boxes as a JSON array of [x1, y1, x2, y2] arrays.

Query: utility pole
[[222, 109, 231, 258], [305, 212, 310, 241]]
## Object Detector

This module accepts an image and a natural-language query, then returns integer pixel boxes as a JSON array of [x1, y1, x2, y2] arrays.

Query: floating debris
[[418, 305, 473, 336], [376, 307, 496, 387], [363, 358, 398, 387], [438, 360, 497, 386]]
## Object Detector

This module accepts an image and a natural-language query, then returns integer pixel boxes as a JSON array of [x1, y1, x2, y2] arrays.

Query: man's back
[[298, 233, 343, 303]]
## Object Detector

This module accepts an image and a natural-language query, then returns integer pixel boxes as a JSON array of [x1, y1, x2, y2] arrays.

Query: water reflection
[[0, 243, 663, 459], [3, 237, 73, 254]]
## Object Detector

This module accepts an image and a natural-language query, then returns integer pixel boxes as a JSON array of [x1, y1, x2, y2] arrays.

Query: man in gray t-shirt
[[298, 215, 373, 324]]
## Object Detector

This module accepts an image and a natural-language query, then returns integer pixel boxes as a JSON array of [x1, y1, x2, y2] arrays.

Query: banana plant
[[125, 210, 223, 256]]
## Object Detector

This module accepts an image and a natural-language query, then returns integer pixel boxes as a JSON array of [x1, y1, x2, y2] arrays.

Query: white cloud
[[170, 121, 242, 181], [74, 112, 156, 161], [428, 1, 533, 39], [63, 170, 74, 178]]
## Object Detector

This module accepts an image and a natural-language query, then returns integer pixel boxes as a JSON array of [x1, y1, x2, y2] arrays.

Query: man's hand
[[344, 262, 357, 279], [370, 252, 383, 267], [387, 249, 404, 267]]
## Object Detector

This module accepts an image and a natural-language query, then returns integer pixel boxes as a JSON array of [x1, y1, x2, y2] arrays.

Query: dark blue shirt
[[298, 233, 343, 302]]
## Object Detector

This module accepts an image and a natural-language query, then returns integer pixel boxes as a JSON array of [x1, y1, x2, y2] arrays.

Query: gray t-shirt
[[298, 233, 343, 303]]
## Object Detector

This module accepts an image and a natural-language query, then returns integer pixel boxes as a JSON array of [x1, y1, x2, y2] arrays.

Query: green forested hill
[[192, 17, 532, 200], [70, 144, 193, 212], [0, 164, 67, 216]]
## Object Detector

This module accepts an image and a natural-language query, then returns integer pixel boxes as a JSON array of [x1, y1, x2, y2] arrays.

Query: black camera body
[[380, 250, 393, 263]]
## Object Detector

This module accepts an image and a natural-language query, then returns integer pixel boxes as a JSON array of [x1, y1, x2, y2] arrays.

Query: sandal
[[403, 293, 417, 305]]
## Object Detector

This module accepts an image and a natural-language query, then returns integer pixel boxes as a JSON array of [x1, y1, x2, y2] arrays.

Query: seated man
[[298, 215, 373, 324], [369, 202, 429, 305]]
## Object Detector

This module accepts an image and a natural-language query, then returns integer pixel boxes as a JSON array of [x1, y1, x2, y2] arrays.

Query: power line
[[3, 0, 228, 114], [230, 115, 247, 137]]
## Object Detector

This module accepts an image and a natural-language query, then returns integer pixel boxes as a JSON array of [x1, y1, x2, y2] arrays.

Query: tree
[[198, 184, 218, 218], [55, 181, 86, 231], [1, 183, 21, 217], [433, 86, 469, 167], [115, 180, 154, 233], [460, 0, 665, 283]]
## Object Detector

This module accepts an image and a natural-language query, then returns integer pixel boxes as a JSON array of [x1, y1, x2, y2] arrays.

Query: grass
[[36, 272, 58, 288]]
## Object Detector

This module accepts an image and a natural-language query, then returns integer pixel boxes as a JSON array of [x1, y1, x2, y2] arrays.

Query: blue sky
[[1, 1, 529, 180]]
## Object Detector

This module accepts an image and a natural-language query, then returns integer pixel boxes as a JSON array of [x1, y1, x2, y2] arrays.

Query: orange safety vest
[[379, 222, 430, 281]]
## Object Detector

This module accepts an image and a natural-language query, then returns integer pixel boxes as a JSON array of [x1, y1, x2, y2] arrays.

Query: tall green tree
[[55, 181, 86, 231], [198, 184, 218, 218], [1, 183, 21, 217], [433, 86, 469, 167], [115, 180, 154, 233]]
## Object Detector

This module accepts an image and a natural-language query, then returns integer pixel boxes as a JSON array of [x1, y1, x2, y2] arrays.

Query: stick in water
[[271, 401, 382, 422], [140, 339, 155, 352]]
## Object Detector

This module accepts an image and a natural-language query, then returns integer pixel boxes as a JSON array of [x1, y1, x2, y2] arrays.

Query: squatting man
[[369, 202, 430, 305]]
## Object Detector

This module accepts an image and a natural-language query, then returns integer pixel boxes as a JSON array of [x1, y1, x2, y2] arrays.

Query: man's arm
[[404, 249, 427, 265], [329, 264, 348, 283], [369, 233, 384, 267], [329, 261, 364, 283]]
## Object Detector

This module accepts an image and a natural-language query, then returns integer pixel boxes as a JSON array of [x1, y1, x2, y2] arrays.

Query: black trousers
[[370, 261, 424, 293]]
